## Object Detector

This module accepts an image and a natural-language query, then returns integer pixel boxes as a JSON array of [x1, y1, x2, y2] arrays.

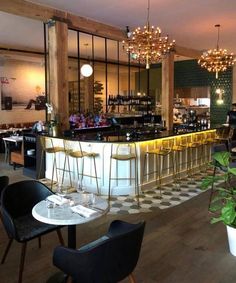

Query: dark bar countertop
[[58, 124, 215, 143]]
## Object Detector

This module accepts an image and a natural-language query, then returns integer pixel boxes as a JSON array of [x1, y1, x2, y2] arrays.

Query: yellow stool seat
[[111, 153, 136, 160], [63, 140, 99, 194], [45, 146, 64, 154], [38, 137, 65, 189], [143, 138, 176, 197], [109, 143, 139, 206]]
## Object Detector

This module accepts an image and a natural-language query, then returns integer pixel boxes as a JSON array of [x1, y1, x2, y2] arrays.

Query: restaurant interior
[[0, 1, 236, 283]]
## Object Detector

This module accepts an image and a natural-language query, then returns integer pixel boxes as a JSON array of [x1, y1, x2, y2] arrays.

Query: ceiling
[[0, 0, 236, 60]]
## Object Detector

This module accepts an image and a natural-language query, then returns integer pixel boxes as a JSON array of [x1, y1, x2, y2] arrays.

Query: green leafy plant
[[201, 151, 236, 226]]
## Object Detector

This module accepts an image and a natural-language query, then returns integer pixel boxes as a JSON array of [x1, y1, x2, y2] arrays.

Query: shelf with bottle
[[108, 94, 153, 106]]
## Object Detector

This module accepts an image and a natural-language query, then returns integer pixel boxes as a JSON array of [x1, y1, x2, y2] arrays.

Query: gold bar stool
[[197, 132, 215, 171], [193, 132, 205, 169], [108, 143, 139, 206], [180, 134, 202, 178], [38, 136, 65, 189], [172, 138, 188, 184], [215, 127, 234, 150], [203, 131, 218, 165], [143, 138, 176, 198], [63, 140, 99, 194]]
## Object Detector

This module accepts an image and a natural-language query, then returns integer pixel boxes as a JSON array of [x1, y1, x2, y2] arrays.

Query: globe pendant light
[[80, 63, 93, 77], [80, 43, 93, 77]]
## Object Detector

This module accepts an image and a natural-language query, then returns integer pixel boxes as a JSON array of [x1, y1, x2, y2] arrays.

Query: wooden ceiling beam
[[0, 1, 202, 57], [0, 44, 43, 54], [0, 0, 125, 40]]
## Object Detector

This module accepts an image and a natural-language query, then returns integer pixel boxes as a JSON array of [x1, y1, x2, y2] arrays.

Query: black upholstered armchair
[[1, 180, 64, 283], [0, 176, 9, 202], [0, 175, 9, 216], [53, 220, 145, 283]]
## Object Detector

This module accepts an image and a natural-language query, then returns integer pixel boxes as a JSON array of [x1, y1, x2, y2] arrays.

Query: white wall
[[0, 59, 45, 124]]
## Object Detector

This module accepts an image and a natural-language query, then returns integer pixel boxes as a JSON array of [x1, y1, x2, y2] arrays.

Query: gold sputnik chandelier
[[122, 0, 175, 69], [198, 24, 235, 79]]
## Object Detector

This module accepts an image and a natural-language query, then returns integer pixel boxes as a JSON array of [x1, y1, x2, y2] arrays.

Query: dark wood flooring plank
[[0, 154, 235, 283]]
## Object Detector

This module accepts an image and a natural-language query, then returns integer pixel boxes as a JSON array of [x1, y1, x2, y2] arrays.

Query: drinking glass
[[88, 193, 96, 205], [76, 179, 85, 193], [56, 174, 66, 199]]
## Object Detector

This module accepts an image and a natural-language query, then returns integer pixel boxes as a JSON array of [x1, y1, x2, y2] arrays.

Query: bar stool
[[215, 127, 234, 150], [143, 138, 176, 198], [171, 137, 188, 183], [38, 136, 65, 189], [179, 134, 202, 178], [200, 131, 216, 169], [63, 140, 99, 194], [193, 132, 205, 169], [108, 143, 139, 206], [180, 135, 197, 177]]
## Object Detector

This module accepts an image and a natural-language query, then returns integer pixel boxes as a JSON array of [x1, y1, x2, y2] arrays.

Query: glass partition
[[68, 30, 78, 57], [107, 39, 118, 62], [94, 36, 105, 60], [119, 41, 128, 63], [68, 30, 145, 114], [79, 32, 92, 58], [119, 65, 129, 96], [94, 62, 106, 113]]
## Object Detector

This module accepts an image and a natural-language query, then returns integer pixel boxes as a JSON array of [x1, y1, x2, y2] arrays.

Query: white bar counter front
[[43, 128, 216, 197]]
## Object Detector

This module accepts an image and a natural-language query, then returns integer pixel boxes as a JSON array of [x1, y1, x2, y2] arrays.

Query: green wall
[[174, 60, 233, 125]]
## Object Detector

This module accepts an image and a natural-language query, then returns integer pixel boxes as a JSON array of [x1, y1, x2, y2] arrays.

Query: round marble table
[[32, 193, 109, 249]]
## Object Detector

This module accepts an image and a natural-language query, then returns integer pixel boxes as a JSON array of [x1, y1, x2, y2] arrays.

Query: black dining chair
[[0, 180, 65, 283], [53, 220, 145, 283], [0, 176, 9, 193], [0, 175, 9, 215]]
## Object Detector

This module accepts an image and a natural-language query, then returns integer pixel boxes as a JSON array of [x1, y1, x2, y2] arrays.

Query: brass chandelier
[[122, 0, 175, 69], [198, 24, 235, 79]]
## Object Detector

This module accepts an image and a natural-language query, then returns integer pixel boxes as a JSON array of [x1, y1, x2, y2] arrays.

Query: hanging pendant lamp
[[198, 24, 235, 79], [80, 43, 93, 77], [122, 0, 175, 69]]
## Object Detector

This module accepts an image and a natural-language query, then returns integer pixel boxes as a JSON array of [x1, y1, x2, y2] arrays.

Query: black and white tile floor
[[0, 154, 218, 215], [40, 168, 220, 215], [108, 168, 221, 215]]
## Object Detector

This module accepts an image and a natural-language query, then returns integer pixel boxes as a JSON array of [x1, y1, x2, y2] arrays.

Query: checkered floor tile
[[108, 168, 222, 215], [39, 167, 221, 215]]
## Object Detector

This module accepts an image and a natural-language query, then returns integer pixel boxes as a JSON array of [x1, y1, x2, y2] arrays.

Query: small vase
[[52, 125, 60, 137], [226, 225, 236, 256]]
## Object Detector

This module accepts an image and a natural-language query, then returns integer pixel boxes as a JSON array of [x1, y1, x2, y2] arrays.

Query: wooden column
[[161, 52, 174, 130], [48, 20, 69, 130]]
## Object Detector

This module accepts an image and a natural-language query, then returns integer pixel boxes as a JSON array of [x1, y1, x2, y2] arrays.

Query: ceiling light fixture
[[198, 24, 235, 79], [122, 0, 175, 69], [216, 88, 224, 105], [80, 43, 93, 77]]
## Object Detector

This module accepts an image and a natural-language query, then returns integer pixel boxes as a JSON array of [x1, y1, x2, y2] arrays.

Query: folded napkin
[[47, 194, 69, 206], [71, 205, 97, 218]]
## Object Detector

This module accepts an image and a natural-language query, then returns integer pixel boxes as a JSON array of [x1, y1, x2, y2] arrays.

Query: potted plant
[[201, 150, 236, 256]]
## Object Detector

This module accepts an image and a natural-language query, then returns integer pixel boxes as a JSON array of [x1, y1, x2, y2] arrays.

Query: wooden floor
[[0, 156, 236, 283]]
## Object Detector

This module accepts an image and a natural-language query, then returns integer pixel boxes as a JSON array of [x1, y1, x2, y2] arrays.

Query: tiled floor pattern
[[1, 152, 219, 216], [108, 169, 222, 215], [47, 168, 221, 215], [39, 174, 212, 215]]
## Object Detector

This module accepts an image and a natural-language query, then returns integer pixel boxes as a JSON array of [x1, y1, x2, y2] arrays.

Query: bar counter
[[44, 127, 216, 196]]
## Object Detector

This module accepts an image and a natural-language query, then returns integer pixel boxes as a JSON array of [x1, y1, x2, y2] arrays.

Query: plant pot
[[226, 225, 236, 256], [48, 125, 60, 137]]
